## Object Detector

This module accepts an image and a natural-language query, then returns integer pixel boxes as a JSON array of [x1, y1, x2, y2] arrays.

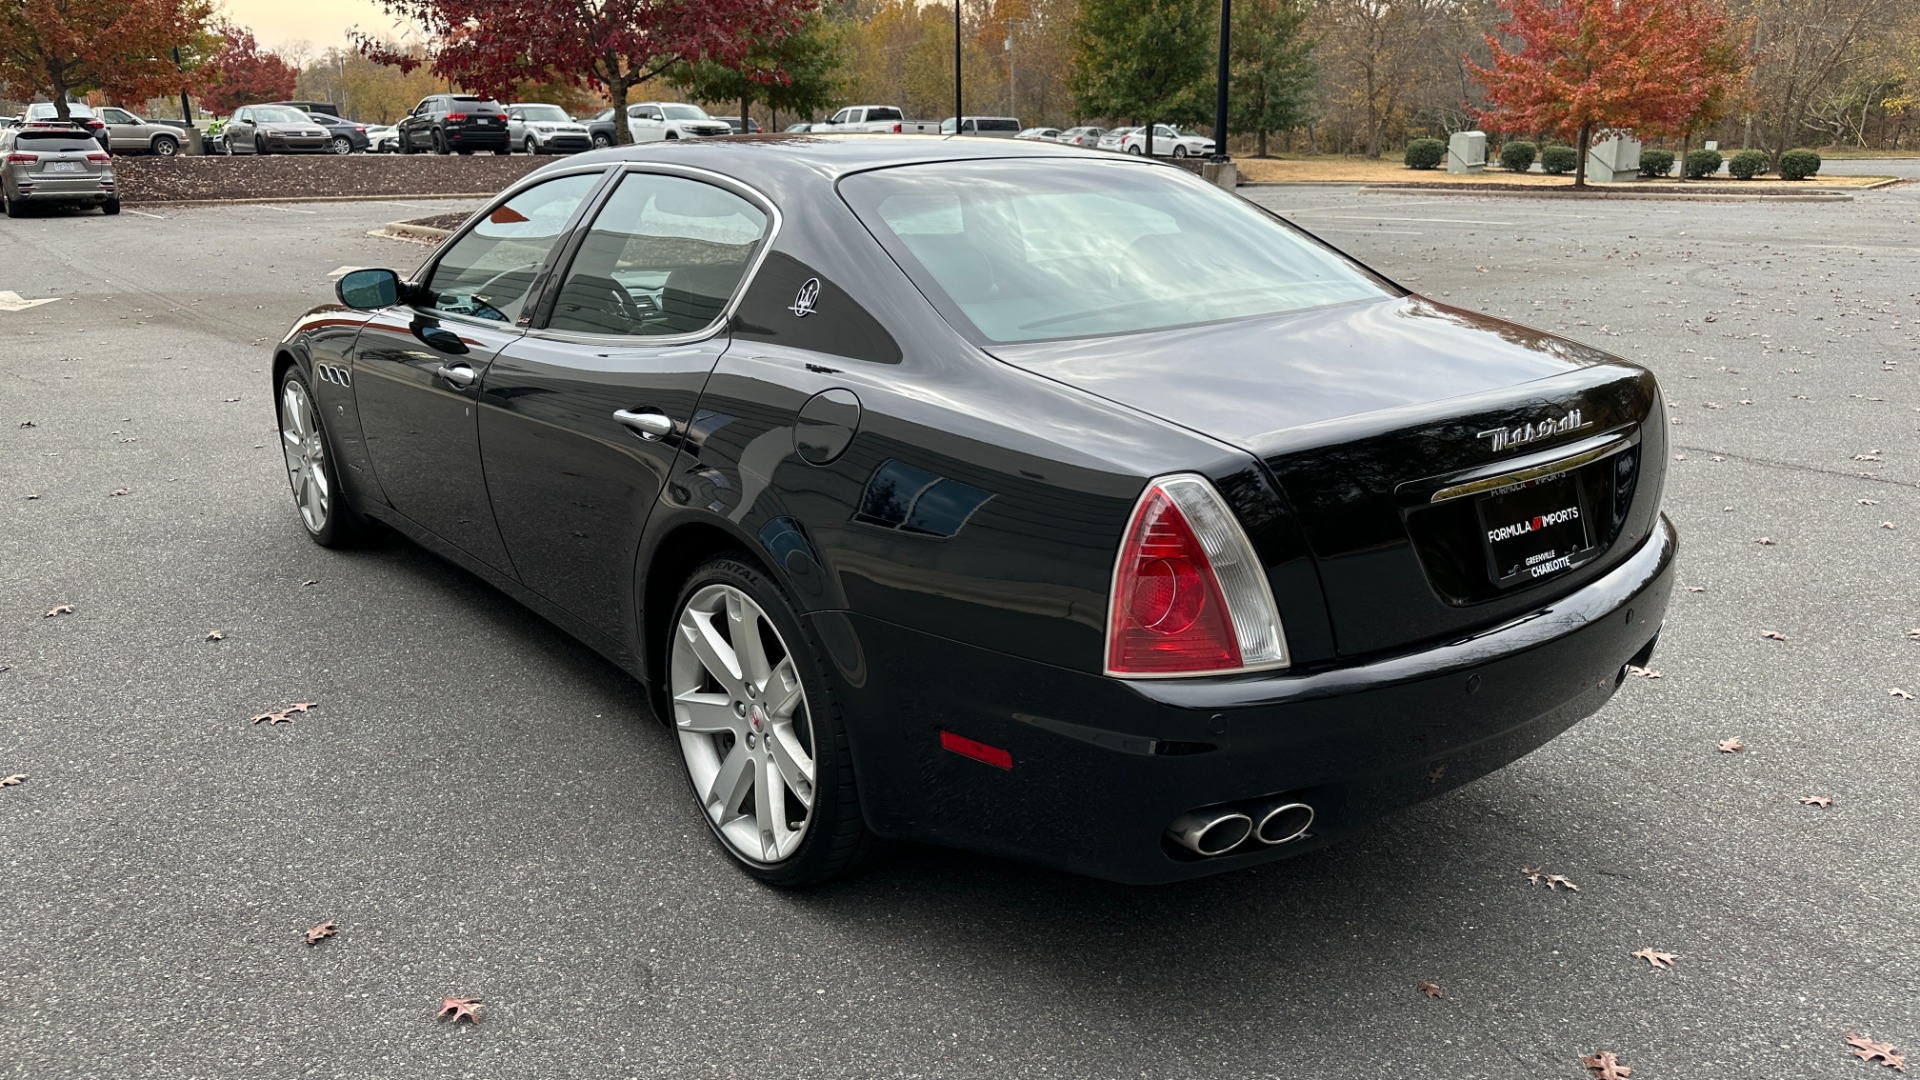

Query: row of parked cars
[[1016, 123, 1220, 158]]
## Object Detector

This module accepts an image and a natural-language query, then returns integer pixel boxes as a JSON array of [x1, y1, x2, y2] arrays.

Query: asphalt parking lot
[[3, 179, 1918, 1080]]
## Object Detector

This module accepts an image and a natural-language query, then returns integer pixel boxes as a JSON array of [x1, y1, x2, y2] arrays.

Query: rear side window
[[424, 173, 600, 323], [842, 159, 1390, 344], [546, 173, 768, 338], [868, 107, 903, 122], [976, 119, 1020, 132]]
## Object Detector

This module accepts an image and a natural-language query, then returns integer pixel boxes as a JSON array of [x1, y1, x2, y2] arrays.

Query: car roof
[[533, 133, 1129, 187]]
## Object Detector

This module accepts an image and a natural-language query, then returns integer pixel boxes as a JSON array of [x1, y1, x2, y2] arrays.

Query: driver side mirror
[[337, 268, 404, 310]]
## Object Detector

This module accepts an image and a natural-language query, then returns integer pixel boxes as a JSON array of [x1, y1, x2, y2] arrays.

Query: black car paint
[[306, 113, 371, 153], [274, 137, 1674, 883], [399, 95, 509, 153]]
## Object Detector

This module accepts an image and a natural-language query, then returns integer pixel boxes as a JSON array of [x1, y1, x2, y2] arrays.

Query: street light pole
[[954, 0, 963, 135], [1210, 0, 1230, 163]]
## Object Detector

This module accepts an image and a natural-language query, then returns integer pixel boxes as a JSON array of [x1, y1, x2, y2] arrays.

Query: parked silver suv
[[97, 107, 188, 156], [1, 126, 118, 216]]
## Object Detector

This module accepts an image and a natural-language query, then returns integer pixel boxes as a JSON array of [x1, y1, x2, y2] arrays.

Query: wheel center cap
[[748, 705, 764, 732]]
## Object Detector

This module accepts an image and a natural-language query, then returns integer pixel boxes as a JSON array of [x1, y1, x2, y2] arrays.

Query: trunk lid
[[988, 296, 1666, 658]]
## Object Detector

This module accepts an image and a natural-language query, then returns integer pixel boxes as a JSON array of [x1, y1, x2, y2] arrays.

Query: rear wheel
[[434, 131, 449, 155], [102, 199, 120, 216], [667, 556, 874, 886], [278, 367, 364, 547], [1126, 144, 1143, 155], [592, 132, 612, 148], [151, 135, 179, 157], [3, 190, 26, 218], [330, 135, 352, 155]]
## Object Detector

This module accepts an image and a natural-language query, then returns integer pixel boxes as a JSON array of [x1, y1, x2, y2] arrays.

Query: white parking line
[[1302, 214, 1516, 226], [122, 208, 167, 220], [257, 205, 320, 215], [1305, 227, 1425, 236]]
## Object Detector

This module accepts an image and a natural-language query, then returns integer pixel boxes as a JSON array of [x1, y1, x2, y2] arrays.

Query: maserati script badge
[[790, 277, 821, 318], [1477, 408, 1591, 452]]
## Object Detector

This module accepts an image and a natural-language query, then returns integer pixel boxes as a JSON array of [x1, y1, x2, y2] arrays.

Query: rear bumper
[[11, 177, 113, 202], [815, 513, 1677, 884], [446, 128, 508, 148]]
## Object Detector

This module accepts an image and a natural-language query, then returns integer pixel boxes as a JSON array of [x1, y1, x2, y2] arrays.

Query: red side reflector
[[939, 730, 1012, 770]]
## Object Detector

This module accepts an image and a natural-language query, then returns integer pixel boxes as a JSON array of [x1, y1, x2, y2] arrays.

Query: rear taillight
[[446, 112, 467, 121], [891, 123, 902, 133], [6, 152, 37, 163], [1106, 474, 1287, 677], [87, 152, 109, 162], [354, 126, 366, 133]]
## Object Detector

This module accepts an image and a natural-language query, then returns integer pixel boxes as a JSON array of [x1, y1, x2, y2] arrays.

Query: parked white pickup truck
[[811, 105, 940, 134]]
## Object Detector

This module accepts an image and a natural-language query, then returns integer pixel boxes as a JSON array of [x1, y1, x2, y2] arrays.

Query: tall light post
[[1210, 0, 1230, 163], [953, 0, 963, 135]]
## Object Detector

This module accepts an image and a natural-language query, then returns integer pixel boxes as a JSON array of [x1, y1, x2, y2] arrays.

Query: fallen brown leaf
[[1909, 629, 1920, 642], [44, 604, 73, 618], [206, 630, 224, 642], [1625, 666, 1662, 680], [1416, 980, 1443, 999], [305, 920, 336, 945], [1893, 689, 1914, 701], [1800, 795, 1833, 808], [1545, 874, 1579, 891], [1582, 1050, 1632, 1079], [250, 702, 317, 725], [1853, 453, 1884, 462], [1718, 737, 1745, 753], [1760, 630, 1787, 641], [1521, 864, 1544, 885], [1755, 537, 1776, 545], [437, 996, 482, 1024], [1684, 585, 1707, 593], [301, 579, 319, 587], [1882, 522, 1897, 530], [1, 774, 26, 787], [108, 488, 128, 497], [1845, 1033, 1906, 1071], [1860, 498, 1881, 506], [1631, 947, 1677, 970]]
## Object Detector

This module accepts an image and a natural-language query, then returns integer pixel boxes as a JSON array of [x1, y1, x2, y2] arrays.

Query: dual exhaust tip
[[1167, 799, 1314, 857]]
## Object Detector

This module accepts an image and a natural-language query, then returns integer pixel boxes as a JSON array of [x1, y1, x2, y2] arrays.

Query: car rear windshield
[[14, 132, 97, 150], [841, 159, 1393, 344], [868, 107, 904, 122]]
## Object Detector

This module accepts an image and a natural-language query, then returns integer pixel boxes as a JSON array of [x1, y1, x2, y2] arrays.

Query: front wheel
[[152, 135, 179, 157], [1173, 145, 1188, 158], [667, 556, 874, 886], [1126, 145, 1143, 155], [255, 136, 269, 156], [524, 137, 539, 156], [330, 136, 352, 155], [592, 132, 612, 148], [278, 367, 364, 547]]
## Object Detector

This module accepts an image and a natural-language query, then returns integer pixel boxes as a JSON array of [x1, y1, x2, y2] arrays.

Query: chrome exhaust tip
[[1166, 809, 1253, 856], [1252, 801, 1314, 846]]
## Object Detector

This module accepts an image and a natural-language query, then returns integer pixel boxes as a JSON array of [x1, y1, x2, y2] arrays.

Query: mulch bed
[[115, 154, 544, 204], [401, 212, 473, 232]]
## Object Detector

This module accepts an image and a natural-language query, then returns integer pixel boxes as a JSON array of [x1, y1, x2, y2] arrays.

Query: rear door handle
[[434, 363, 475, 387], [613, 409, 673, 440]]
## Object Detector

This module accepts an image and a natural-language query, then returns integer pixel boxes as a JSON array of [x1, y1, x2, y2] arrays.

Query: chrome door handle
[[434, 363, 475, 386], [613, 409, 673, 440]]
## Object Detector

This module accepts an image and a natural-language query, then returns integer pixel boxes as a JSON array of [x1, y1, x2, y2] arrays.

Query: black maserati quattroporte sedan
[[275, 136, 1674, 885]]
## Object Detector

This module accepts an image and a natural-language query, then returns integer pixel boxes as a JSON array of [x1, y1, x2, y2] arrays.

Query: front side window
[[842, 160, 1391, 344], [662, 105, 708, 121], [546, 172, 768, 338], [423, 173, 600, 323], [101, 109, 134, 125]]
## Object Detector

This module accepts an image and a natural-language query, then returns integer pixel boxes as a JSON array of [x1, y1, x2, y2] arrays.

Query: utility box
[[1447, 130, 1487, 174], [1587, 135, 1642, 182]]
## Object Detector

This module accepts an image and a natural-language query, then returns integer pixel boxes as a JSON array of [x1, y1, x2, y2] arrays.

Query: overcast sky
[[222, 0, 413, 54]]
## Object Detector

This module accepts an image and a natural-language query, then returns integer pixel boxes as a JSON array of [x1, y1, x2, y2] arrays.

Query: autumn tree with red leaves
[[0, 0, 209, 120], [1469, 0, 1748, 187], [353, 0, 818, 144], [197, 22, 298, 114]]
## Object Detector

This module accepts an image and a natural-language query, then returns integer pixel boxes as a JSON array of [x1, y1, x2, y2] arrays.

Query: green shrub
[[1404, 138, 1446, 170], [1729, 149, 1770, 180], [1498, 140, 1536, 172], [1779, 149, 1822, 180], [1639, 149, 1675, 178], [1540, 144, 1578, 175], [1684, 149, 1723, 179]]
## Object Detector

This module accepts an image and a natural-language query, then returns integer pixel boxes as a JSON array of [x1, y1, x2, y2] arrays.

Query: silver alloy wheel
[[331, 136, 352, 155], [671, 583, 817, 864], [279, 379, 330, 533]]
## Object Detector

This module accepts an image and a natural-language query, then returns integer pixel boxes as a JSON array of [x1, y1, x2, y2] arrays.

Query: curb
[[375, 220, 456, 243], [1367, 185, 1854, 202], [122, 192, 494, 208]]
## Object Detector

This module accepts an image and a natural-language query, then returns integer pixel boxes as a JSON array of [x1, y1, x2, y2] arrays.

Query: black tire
[[492, 148, 509, 156], [666, 555, 877, 887], [102, 199, 120, 216], [151, 135, 179, 157], [255, 136, 269, 156], [330, 136, 352, 155], [398, 132, 413, 154], [434, 130, 449, 155], [3, 190, 26, 218], [1127, 145, 1144, 155], [664, 131, 678, 140], [522, 137, 537, 155], [276, 366, 367, 548], [1173, 145, 1188, 158], [592, 132, 612, 148]]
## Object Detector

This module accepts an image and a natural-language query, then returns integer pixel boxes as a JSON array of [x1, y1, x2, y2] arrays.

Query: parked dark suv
[[398, 95, 509, 155]]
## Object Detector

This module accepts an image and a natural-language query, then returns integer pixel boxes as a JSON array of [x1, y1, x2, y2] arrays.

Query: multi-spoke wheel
[[667, 557, 874, 885], [277, 367, 363, 547]]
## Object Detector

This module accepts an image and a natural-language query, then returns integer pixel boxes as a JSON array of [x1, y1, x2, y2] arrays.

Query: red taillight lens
[[891, 122, 902, 133], [1106, 475, 1288, 677], [87, 152, 110, 162], [6, 152, 37, 163], [446, 112, 467, 121], [355, 126, 366, 133]]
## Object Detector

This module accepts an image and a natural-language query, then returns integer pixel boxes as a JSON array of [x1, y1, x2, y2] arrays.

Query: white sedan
[[1121, 124, 1216, 158]]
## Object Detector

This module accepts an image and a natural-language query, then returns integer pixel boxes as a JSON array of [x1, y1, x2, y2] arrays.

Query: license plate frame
[[1475, 469, 1595, 588]]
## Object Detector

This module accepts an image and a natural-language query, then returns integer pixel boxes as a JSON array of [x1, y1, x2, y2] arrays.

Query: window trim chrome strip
[[1429, 435, 1632, 504]]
